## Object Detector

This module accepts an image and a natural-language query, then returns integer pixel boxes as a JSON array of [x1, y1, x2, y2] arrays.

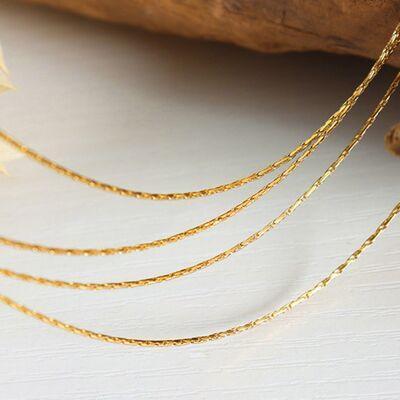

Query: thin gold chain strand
[[0, 127, 318, 199], [0, 28, 398, 257], [1, 67, 400, 257], [0, 23, 399, 201], [0, 100, 360, 256], [0, 128, 335, 256], [1, 73, 398, 289], [0, 201, 398, 346], [0, 28, 398, 258]]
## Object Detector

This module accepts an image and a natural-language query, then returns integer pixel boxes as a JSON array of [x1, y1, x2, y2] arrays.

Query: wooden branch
[[21, 0, 400, 67]]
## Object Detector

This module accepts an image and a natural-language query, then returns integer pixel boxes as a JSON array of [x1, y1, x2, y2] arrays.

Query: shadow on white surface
[[0, 1, 399, 399]]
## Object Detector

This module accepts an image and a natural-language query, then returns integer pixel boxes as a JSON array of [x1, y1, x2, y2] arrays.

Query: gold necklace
[[1, 24, 399, 203], [0, 25, 398, 257], [0, 68, 396, 258], [1, 200, 398, 346], [1, 72, 398, 290], [0, 131, 331, 256], [1, 24, 399, 348]]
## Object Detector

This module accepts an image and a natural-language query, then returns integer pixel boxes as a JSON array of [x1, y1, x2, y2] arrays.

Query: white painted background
[[0, 2, 399, 399]]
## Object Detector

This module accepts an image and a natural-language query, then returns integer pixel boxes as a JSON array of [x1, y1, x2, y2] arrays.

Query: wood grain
[[21, 0, 400, 67]]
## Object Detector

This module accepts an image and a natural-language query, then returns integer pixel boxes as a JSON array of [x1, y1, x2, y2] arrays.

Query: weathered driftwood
[[21, 1, 400, 67]]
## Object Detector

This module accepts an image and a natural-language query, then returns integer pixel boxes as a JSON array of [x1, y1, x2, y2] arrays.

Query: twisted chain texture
[[0, 130, 329, 256], [0, 25, 398, 257], [1, 201, 398, 346], [1, 24, 399, 256], [1, 72, 399, 289], [0, 24, 399, 347], [0, 23, 399, 202]]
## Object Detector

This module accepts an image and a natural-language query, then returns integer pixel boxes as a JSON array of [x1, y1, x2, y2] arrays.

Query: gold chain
[[0, 24, 399, 347], [0, 25, 398, 257], [1, 200, 398, 346], [0, 132, 331, 256], [1, 24, 399, 202], [1, 72, 398, 289], [0, 127, 317, 200]]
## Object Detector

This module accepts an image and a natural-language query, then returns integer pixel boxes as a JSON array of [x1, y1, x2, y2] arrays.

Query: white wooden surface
[[0, 2, 399, 399]]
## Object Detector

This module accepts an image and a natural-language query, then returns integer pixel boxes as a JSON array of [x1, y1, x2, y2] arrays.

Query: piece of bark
[[20, 1, 400, 67]]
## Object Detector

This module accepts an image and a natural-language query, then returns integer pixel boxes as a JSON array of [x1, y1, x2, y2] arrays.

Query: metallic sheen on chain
[[1, 200, 398, 346], [0, 24, 399, 257], [1, 23, 399, 348], [0, 24, 400, 256], [1, 72, 399, 289], [0, 24, 399, 203]]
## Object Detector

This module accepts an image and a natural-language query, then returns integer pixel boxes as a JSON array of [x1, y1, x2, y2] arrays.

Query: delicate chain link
[[0, 24, 400, 256], [1, 201, 398, 346], [1, 73, 399, 289], [0, 131, 331, 256], [0, 24, 399, 348], [0, 25, 398, 257], [0, 24, 399, 202]]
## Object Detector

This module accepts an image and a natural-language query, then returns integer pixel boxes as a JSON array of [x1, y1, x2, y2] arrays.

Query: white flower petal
[[0, 45, 10, 74], [0, 136, 23, 175], [0, 71, 14, 94]]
